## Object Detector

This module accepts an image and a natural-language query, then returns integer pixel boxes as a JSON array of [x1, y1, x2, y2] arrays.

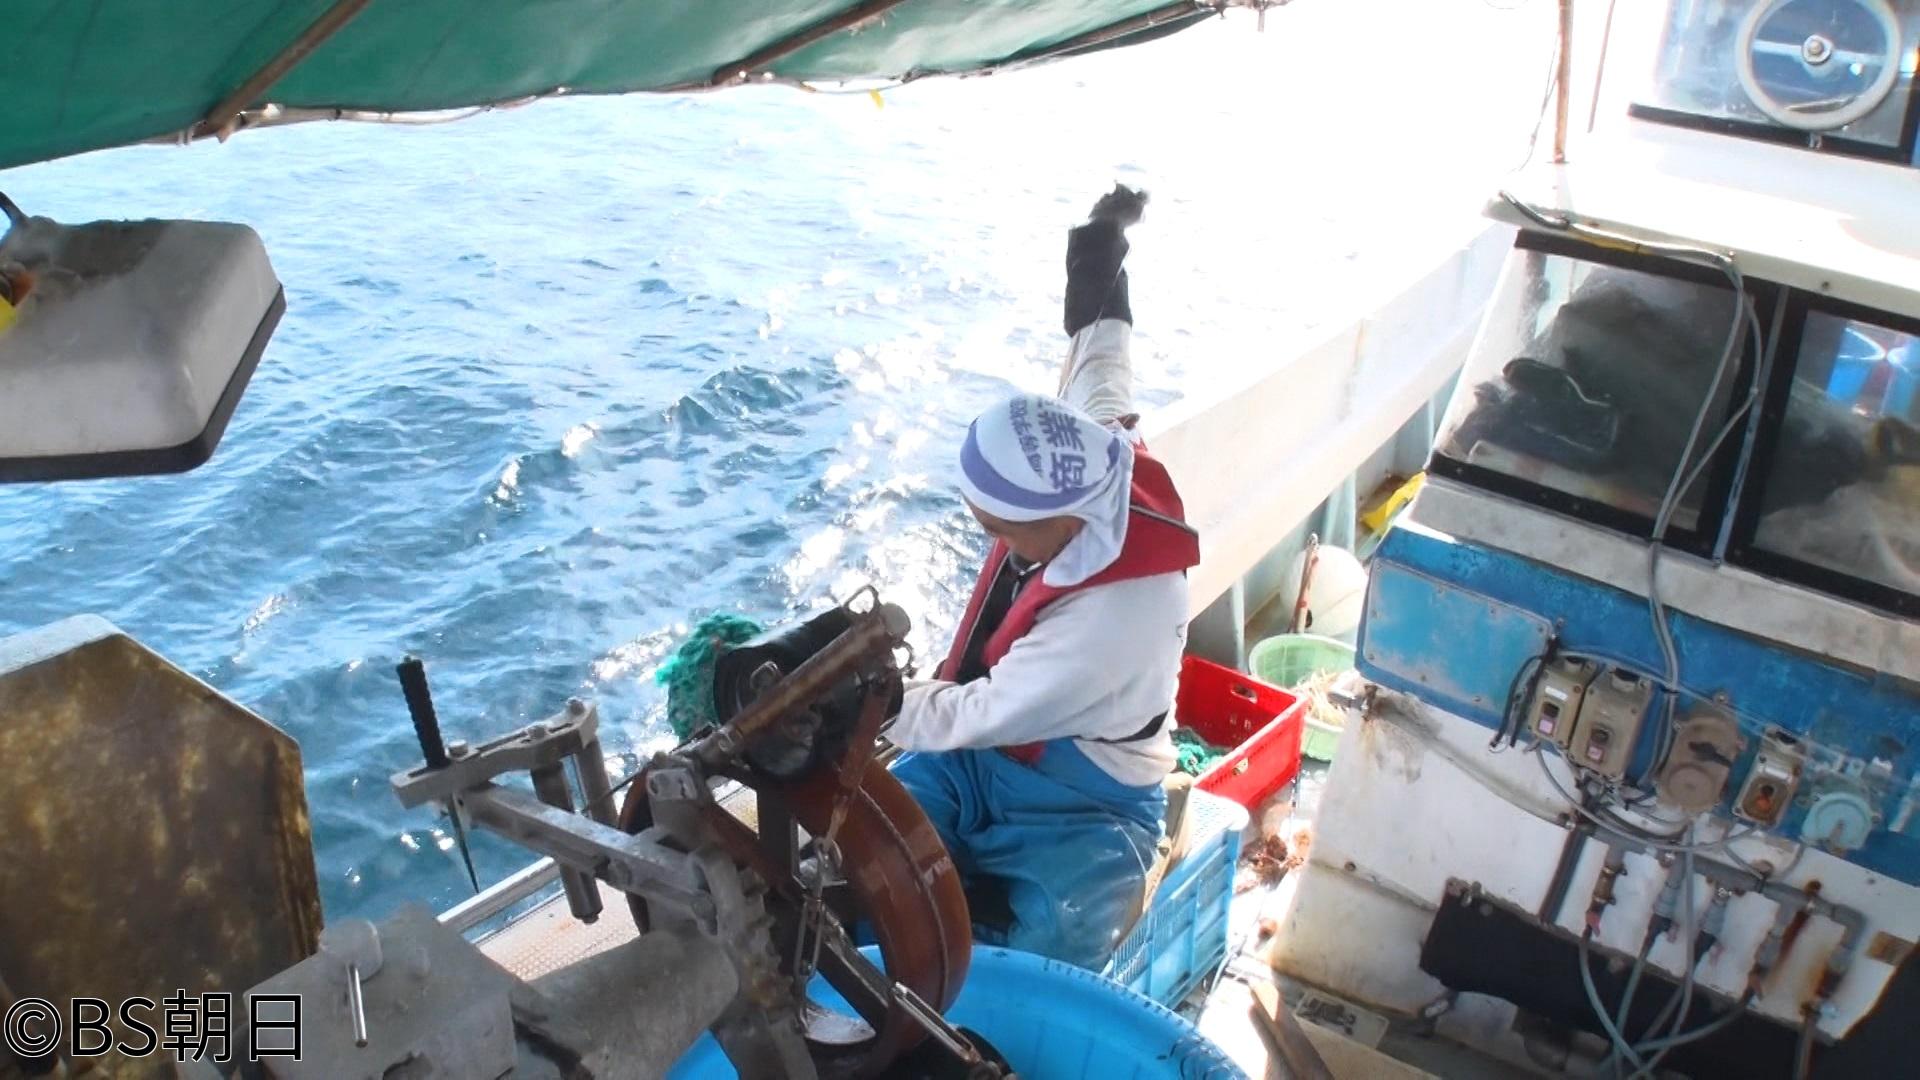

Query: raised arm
[[1058, 185, 1147, 429]]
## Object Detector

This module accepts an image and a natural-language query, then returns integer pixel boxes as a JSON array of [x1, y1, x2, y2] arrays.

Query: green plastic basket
[[1249, 634, 1355, 764], [1247, 633, 1355, 690], [1301, 717, 1344, 763]]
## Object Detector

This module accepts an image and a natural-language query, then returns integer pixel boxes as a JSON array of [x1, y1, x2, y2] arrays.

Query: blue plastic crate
[[1103, 788, 1249, 1009]]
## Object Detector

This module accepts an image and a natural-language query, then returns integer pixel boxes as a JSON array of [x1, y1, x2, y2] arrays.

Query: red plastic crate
[[1176, 655, 1307, 810]]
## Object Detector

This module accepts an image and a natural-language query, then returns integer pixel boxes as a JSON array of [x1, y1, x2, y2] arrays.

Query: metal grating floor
[[480, 883, 640, 982]]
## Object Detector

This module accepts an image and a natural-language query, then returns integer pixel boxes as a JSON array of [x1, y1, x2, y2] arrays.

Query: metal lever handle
[[395, 656, 480, 892], [397, 656, 449, 769]]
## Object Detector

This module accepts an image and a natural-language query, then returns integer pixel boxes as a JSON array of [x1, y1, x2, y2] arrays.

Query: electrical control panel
[[1804, 787, 1877, 853], [1526, 656, 1597, 751], [1360, 525, 1920, 887], [1569, 669, 1652, 780], [1895, 778, 1920, 840], [1656, 705, 1745, 814], [1734, 729, 1805, 827]]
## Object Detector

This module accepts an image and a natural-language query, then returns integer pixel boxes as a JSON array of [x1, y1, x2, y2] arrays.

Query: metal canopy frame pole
[[1553, 0, 1575, 163], [708, 0, 915, 86], [1015, 0, 1215, 63], [196, 0, 377, 140]]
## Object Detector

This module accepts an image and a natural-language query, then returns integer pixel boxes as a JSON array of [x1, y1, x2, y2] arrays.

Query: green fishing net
[[656, 613, 764, 739], [1173, 727, 1227, 776]]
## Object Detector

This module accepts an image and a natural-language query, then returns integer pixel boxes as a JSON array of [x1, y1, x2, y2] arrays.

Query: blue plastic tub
[[1104, 787, 1249, 1008], [669, 945, 1246, 1079]]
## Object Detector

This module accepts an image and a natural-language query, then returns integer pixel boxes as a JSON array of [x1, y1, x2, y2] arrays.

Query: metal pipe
[[530, 765, 603, 924], [991, 1, 1214, 73], [895, 983, 983, 1068], [1695, 886, 1732, 963], [1540, 812, 1595, 923], [347, 964, 368, 1048], [460, 785, 713, 921], [1553, 0, 1575, 163], [1586, 0, 1619, 133], [1748, 895, 1803, 995], [439, 858, 561, 934], [1793, 1011, 1818, 1080], [708, 0, 914, 86], [574, 735, 619, 827], [195, 0, 377, 139], [1587, 844, 1628, 928]]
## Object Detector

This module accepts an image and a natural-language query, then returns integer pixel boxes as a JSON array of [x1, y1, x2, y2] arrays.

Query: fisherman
[[887, 185, 1200, 970]]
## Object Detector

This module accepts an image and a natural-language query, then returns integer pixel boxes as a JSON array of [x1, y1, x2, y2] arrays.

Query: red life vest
[[937, 445, 1200, 764]]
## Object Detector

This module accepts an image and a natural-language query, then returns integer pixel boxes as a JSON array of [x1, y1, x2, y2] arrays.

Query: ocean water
[[0, 5, 1556, 921]]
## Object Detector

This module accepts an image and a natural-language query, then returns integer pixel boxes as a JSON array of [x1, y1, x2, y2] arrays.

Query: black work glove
[[1065, 187, 1145, 338], [1088, 182, 1148, 228]]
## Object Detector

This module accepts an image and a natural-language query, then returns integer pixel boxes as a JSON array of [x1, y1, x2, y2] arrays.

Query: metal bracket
[[194, 0, 377, 141], [391, 700, 601, 809], [458, 784, 717, 928]]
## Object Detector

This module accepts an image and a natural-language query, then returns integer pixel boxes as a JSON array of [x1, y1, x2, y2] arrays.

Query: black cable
[[581, 763, 646, 819], [0, 191, 23, 230], [1492, 649, 1550, 751], [1638, 690, 1680, 793]]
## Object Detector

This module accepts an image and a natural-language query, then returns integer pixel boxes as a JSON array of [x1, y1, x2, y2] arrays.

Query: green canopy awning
[[2, 0, 1215, 170]]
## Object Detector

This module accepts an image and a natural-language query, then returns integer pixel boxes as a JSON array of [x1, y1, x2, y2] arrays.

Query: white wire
[[1646, 280, 1752, 699], [1533, 746, 1757, 854], [1581, 926, 1652, 1074], [1493, 192, 1761, 704], [1555, 646, 1786, 755], [1722, 834, 1809, 883], [1611, 932, 1657, 1078], [1628, 842, 1699, 1079]]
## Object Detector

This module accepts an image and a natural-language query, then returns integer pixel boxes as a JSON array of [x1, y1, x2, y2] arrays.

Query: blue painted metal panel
[[1358, 563, 1553, 727], [1360, 525, 1920, 885]]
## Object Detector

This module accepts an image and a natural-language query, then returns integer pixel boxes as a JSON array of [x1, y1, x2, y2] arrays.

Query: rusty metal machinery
[[0, 616, 322, 1080], [384, 589, 996, 1080]]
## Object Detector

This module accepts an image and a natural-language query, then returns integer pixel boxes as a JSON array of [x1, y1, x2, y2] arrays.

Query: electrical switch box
[[1526, 656, 1597, 751], [1569, 668, 1653, 780], [1735, 729, 1805, 827], [1656, 705, 1745, 815]]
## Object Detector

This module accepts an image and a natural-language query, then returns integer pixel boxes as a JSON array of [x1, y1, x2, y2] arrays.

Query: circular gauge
[[1735, 0, 1906, 132]]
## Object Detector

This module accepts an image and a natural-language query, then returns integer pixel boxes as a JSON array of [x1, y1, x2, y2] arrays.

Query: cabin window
[[1748, 310, 1920, 598], [1631, 0, 1920, 162], [1432, 244, 1749, 543]]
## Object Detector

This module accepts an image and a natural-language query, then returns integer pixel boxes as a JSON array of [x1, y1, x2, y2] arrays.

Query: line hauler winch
[[368, 589, 1003, 1080]]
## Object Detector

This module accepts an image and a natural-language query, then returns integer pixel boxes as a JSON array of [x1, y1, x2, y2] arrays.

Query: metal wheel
[[617, 758, 971, 1079]]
